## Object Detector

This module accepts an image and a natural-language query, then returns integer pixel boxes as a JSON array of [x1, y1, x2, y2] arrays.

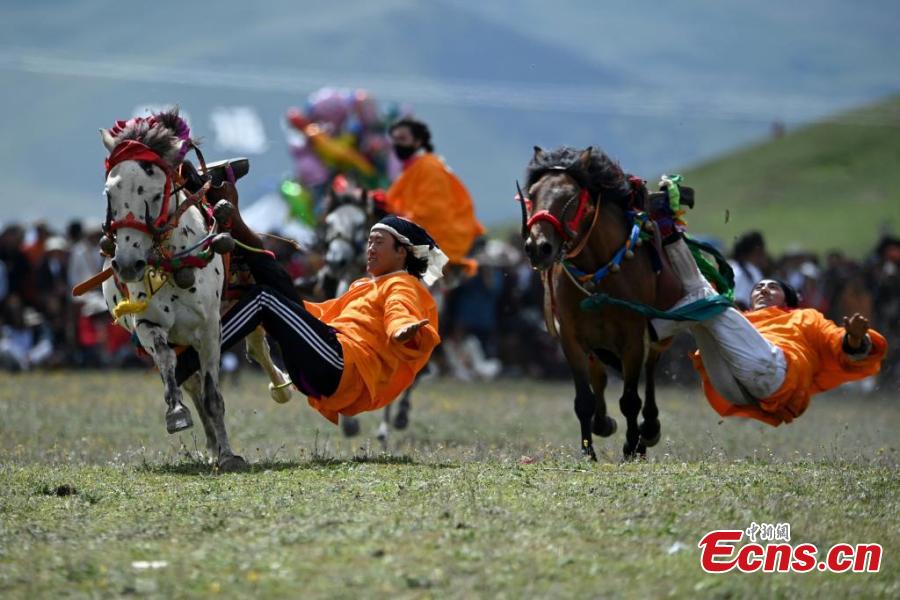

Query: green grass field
[[0, 371, 897, 598]]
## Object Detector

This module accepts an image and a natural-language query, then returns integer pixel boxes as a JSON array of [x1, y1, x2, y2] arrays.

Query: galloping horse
[[98, 109, 288, 470], [520, 146, 685, 460]]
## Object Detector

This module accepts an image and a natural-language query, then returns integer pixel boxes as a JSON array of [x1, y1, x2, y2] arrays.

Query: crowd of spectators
[[1, 218, 897, 391]]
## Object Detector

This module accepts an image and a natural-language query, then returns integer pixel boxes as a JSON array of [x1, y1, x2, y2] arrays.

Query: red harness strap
[[104, 140, 176, 234], [524, 189, 591, 242]]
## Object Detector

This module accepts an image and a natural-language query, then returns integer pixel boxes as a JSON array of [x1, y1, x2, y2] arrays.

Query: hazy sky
[[1, 0, 898, 227]]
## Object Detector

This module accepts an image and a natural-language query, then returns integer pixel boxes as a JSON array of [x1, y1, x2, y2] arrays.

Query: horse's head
[[99, 110, 191, 282], [322, 195, 369, 277], [520, 145, 639, 271], [520, 146, 595, 270]]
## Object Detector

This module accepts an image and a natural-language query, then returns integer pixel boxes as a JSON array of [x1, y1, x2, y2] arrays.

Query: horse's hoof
[[165, 405, 193, 434], [592, 415, 617, 437], [392, 408, 409, 430], [639, 419, 661, 447], [582, 445, 598, 462], [622, 440, 647, 462], [376, 423, 389, 451], [218, 455, 248, 472], [341, 416, 360, 438], [269, 382, 292, 404]]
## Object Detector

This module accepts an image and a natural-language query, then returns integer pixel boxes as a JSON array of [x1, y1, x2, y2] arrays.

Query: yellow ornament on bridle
[[112, 267, 169, 321]]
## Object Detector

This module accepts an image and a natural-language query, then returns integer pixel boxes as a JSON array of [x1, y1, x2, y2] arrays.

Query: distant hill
[[678, 96, 900, 258]]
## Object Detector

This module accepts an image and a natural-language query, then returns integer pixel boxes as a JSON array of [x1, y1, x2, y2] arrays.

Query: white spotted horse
[[519, 146, 702, 460], [96, 109, 291, 470]]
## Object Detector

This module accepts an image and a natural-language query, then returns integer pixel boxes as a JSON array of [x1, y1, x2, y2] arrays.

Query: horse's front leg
[[588, 357, 617, 438], [182, 373, 218, 461], [377, 404, 391, 450], [619, 340, 647, 460], [638, 348, 662, 448], [559, 325, 597, 461], [393, 383, 413, 430], [141, 325, 193, 433], [198, 327, 247, 471]]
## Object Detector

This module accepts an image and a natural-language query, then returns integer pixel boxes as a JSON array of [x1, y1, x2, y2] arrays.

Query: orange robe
[[386, 153, 485, 269], [692, 307, 888, 426], [303, 272, 440, 424]]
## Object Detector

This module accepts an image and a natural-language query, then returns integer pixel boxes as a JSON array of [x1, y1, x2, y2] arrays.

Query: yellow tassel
[[112, 299, 148, 320]]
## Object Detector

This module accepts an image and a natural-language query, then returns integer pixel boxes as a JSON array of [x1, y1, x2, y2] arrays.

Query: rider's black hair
[[389, 117, 434, 152], [393, 238, 429, 279]]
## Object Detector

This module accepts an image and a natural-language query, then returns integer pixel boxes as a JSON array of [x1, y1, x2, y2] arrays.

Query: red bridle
[[104, 140, 178, 237], [519, 188, 592, 242]]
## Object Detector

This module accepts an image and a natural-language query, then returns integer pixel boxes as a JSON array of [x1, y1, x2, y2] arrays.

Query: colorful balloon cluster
[[284, 88, 404, 223]]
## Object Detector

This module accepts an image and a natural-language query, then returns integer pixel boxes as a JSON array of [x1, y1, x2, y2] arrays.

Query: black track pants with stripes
[[175, 252, 341, 395], [216, 284, 344, 397]]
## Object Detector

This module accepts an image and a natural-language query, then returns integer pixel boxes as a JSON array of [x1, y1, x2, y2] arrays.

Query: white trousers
[[691, 308, 787, 405], [658, 238, 787, 404]]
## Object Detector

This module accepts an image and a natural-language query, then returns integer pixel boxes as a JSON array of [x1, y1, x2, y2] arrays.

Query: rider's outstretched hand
[[394, 319, 429, 343], [843, 313, 870, 350]]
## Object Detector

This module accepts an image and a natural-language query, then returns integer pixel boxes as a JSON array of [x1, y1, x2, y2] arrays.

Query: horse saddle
[[181, 157, 250, 194]]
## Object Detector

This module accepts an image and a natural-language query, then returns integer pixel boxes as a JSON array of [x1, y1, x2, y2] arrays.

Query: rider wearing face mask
[[380, 117, 484, 275]]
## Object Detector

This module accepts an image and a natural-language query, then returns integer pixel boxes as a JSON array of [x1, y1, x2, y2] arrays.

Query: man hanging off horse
[[177, 189, 446, 425], [377, 117, 484, 278], [653, 220, 888, 426]]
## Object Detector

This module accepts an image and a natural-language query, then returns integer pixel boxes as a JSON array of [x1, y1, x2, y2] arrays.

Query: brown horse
[[520, 146, 684, 460]]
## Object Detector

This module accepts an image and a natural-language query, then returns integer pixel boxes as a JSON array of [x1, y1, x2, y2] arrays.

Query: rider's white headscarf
[[370, 216, 448, 286]]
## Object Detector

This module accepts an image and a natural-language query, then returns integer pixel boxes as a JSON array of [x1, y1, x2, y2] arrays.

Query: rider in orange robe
[[382, 117, 484, 273], [688, 278, 887, 426], [176, 206, 445, 425], [304, 268, 439, 423]]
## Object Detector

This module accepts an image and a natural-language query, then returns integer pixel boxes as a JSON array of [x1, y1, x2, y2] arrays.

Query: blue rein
[[562, 211, 648, 286]]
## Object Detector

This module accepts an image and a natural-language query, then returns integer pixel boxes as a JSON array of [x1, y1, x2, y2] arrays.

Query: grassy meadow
[[0, 371, 897, 598]]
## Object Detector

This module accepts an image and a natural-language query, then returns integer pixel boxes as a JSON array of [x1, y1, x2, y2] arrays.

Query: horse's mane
[[111, 108, 194, 167], [525, 146, 639, 210]]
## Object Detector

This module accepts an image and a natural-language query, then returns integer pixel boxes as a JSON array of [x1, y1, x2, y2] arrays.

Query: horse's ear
[[99, 128, 117, 152], [533, 146, 544, 159], [579, 146, 593, 170]]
